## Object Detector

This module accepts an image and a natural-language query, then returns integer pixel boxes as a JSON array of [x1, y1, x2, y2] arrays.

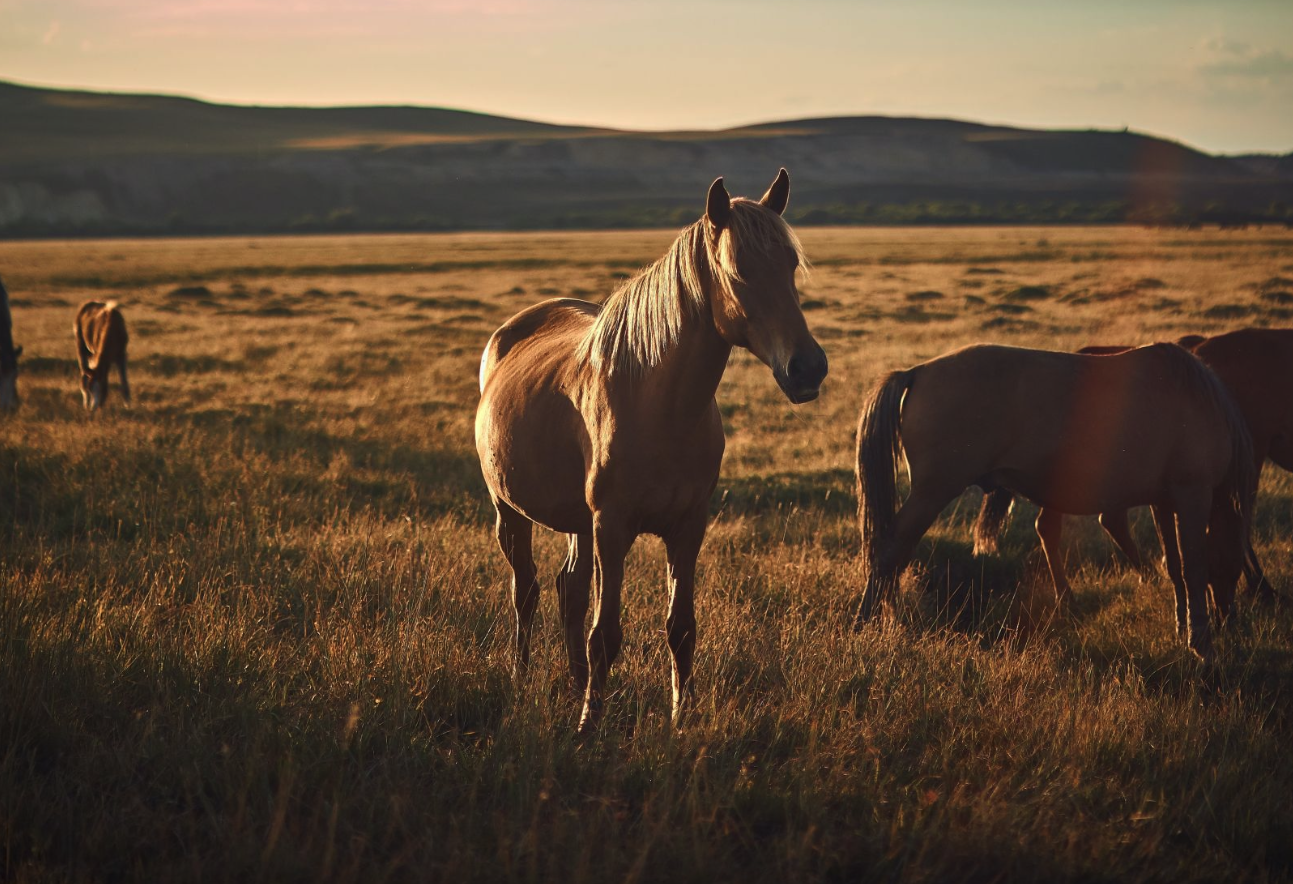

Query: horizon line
[[6, 75, 1280, 158]]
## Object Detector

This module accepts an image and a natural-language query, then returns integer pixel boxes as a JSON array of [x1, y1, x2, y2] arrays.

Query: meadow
[[3, 225, 1293, 882]]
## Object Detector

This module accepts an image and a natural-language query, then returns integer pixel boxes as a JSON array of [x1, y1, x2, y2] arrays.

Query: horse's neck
[[639, 300, 732, 423]]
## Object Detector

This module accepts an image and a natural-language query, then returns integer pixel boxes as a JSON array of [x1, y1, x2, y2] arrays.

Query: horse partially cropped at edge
[[0, 277, 23, 411], [75, 300, 130, 411], [975, 329, 1288, 607], [856, 343, 1253, 661], [476, 170, 828, 731]]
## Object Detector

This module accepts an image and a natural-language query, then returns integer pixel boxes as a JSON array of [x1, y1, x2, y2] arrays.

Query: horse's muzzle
[[775, 343, 828, 404]]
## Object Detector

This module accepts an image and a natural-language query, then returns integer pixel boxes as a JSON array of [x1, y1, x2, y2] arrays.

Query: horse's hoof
[[852, 600, 876, 631], [1254, 581, 1280, 608]]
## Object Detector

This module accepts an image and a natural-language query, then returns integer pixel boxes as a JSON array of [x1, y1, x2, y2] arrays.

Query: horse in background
[[0, 277, 23, 411], [75, 300, 131, 411], [476, 170, 828, 732], [974, 330, 1286, 606], [856, 343, 1253, 661]]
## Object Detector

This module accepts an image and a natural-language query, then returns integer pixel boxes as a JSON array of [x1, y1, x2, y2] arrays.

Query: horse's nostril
[[788, 347, 828, 386]]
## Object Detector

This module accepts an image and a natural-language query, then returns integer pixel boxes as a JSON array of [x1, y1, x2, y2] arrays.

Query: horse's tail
[[856, 368, 915, 586], [478, 330, 502, 393], [972, 487, 1015, 556]]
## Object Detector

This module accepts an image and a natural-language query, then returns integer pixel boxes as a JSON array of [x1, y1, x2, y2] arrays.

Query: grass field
[[3, 226, 1293, 882]]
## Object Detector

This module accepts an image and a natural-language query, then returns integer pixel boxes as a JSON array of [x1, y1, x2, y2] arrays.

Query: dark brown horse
[[975, 330, 1286, 606], [856, 343, 1253, 660], [75, 300, 131, 411], [0, 277, 23, 411], [476, 171, 827, 731]]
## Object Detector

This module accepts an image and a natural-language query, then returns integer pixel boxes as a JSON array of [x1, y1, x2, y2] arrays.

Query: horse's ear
[[706, 177, 731, 230], [759, 168, 790, 215]]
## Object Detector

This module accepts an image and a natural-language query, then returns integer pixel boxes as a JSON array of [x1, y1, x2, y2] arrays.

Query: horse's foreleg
[[1242, 462, 1277, 605], [1152, 505, 1187, 637], [664, 513, 706, 727], [1098, 509, 1147, 572], [856, 487, 954, 626], [1244, 543, 1277, 605], [1172, 494, 1214, 662], [494, 502, 540, 680], [580, 518, 629, 734], [556, 533, 592, 696], [1035, 508, 1071, 603]]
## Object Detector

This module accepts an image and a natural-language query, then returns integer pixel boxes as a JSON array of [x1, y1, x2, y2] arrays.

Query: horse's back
[[76, 300, 127, 365], [479, 298, 598, 392]]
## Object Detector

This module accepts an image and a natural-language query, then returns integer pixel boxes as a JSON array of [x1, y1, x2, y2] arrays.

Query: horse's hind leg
[[493, 501, 540, 680], [1152, 504, 1187, 637], [1098, 509, 1147, 572], [555, 533, 592, 696], [1035, 507, 1072, 603], [664, 512, 706, 727], [117, 355, 131, 406], [972, 487, 1014, 556], [856, 485, 957, 625]]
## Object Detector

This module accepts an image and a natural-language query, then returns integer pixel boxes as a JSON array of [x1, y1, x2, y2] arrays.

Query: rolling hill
[[1, 80, 1290, 235]]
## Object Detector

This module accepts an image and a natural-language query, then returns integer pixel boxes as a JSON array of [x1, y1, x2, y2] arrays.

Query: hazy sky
[[3, 0, 1292, 153]]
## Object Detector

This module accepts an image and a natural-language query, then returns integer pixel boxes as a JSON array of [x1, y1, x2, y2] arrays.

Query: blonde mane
[[581, 198, 807, 377]]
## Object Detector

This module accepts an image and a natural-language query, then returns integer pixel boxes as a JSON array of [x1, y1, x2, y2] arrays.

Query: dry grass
[[3, 226, 1293, 882]]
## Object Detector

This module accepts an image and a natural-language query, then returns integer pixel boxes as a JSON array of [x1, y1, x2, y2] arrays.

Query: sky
[[2, 0, 1292, 154]]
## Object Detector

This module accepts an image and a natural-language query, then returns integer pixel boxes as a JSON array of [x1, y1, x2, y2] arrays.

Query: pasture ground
[[3, 227, 1293, 882]]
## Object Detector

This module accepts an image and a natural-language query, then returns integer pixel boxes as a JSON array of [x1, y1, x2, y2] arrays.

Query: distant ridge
[[2, 80, 1290, 235], [0, 80, 600, 163]]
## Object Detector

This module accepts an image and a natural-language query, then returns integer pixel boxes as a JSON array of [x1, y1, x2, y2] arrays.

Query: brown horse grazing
[[973, 336, 1204, 563], [75, 300, 131, 412], [974, 330, 1286, 606], [856, 343, 1254, 660], [476, 170, 827, 732], [0, 277, 23, 411]]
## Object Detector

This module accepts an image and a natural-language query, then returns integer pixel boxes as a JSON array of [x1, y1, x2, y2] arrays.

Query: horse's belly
[[997, 465, 1160, 515], [995, 430, 1183, 513]]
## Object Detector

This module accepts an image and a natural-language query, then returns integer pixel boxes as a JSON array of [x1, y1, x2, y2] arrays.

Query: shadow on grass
[[903, 534, 1131, 650], [714, 468, 855, 519], [0, 402, 494, 547]]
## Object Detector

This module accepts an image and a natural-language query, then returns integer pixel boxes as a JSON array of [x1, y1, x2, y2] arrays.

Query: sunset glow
[[2, 0, 1291, 152]]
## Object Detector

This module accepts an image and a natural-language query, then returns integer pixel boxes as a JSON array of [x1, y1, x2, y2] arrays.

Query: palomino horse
[[974, 330, 1284, 607], [0, 277, 22, 411], [856, 343, 1253, 660], [476, 170, 827, 731], [75, 300, 131, 411]]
